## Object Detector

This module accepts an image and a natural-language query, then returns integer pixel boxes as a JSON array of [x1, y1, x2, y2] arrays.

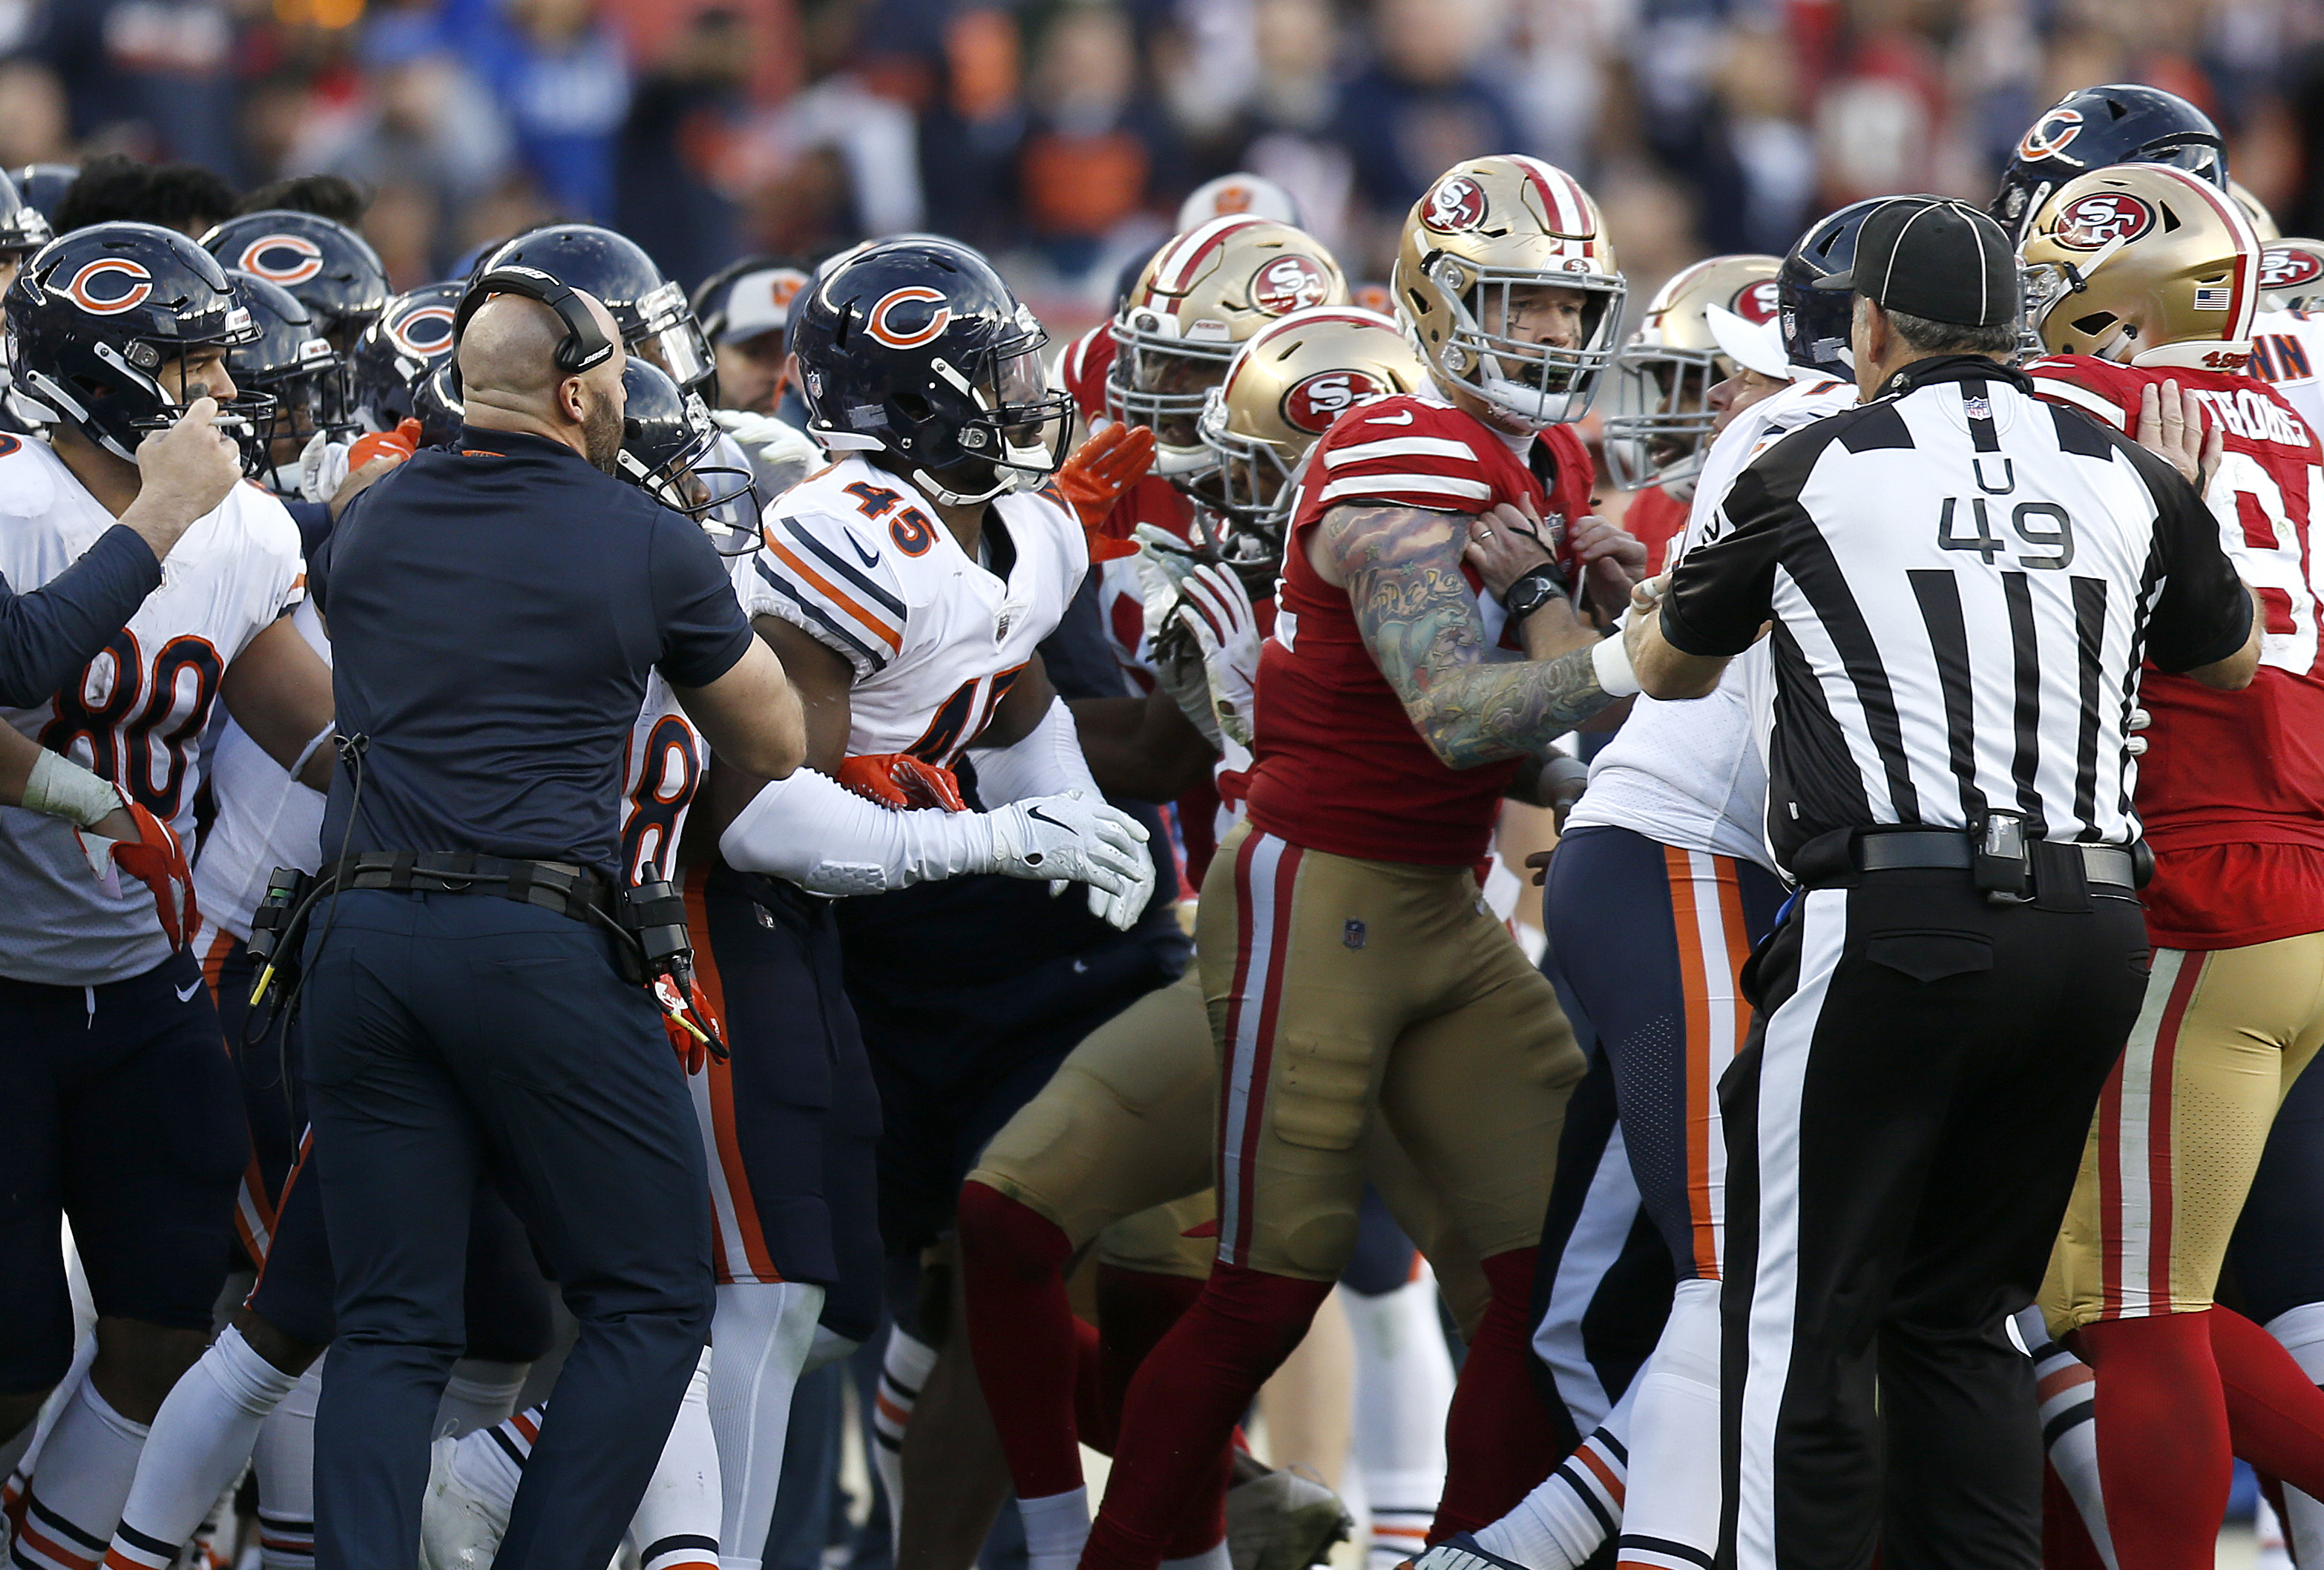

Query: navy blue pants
[[0, 949, 247, 1391], [212, 933, 304, 1260], [2230, 1048, 2324, 1324], [301, 890, 713, 1570]]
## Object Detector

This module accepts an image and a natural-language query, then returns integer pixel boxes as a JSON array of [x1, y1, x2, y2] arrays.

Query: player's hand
[[712, 407, 822, 495], [1464, 502, 1557, 596], [133, 395, 243, 540], [326, 419, 422, 519], [1172, 562, 1261, 749], [1572, 514, 1649, 623], [2137, 380, 2224, 493], [836, 752, 969, 812], [75, 789, 197, 950], [653, 973, 725, 1075], [1056, 421, 1157, 560], [988, 789, 1155, 930], [2126, 705, 2152, 758], [1525, 847, 1555, 887]]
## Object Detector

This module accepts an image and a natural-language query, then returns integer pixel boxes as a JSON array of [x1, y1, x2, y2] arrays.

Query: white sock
[[1609, 1278, 1721, 1563], [1158, 1543, 1228, 1570], [253, 1364, 321, 1570], [709, 1281, 823, 1570], [871, 1327, 935, 1548], [433, 1361, 531, 1440], [106, 1327, 301, 1565], [1017, 1485, 1089, 1570], [804, 1326, 860, 1377], [4, 1333, 96, 1520], [452, 1405, 536, 1515], [2019, 1307, 2116, 1570], [1472, 1379, 1633, 1569], [2267, 1303, 2324, 1565], [11, 1384, 149, 1570], [630, 1350, 723, 1570], [1342, 1272, 1452, 1568]]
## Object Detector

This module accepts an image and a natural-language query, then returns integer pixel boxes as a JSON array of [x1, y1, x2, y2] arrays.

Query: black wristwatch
[[1503, 564, 1569, 621]]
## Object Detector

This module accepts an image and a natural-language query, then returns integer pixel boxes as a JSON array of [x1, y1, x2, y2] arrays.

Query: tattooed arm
[[1314, 501, 1616, 769]]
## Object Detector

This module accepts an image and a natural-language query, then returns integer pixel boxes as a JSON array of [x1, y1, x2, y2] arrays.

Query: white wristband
[[1591, 631, 1641, 697], [22, 749, 121, 827]]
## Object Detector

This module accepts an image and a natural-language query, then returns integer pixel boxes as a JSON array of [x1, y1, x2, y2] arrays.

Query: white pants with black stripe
[[1716, 868, 2148, 1570]]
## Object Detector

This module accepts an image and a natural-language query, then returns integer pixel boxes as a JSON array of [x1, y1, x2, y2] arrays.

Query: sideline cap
[[1813, 196, 2020, 328]]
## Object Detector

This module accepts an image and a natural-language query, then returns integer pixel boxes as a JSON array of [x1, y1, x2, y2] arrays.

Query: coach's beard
[[581, 385, 624, 474]]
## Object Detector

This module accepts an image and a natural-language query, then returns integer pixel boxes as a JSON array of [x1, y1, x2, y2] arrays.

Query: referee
[[303, 274, 805, 1570], [1623, 197, 2261, 1569]]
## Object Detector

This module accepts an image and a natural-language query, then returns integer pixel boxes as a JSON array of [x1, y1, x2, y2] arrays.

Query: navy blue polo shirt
[[312, 424, 752, 876]]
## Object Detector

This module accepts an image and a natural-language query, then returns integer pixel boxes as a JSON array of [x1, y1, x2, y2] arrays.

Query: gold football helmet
[[1392, 154, 1624, 427], [1602, 253, 1781, 490], [2021, 163, 2259, 369], [1195, 305, 1429, 571], [2258, 239, 2324, 315], [2233, 180, 2282, 242], [1108, 215, 1348, 476]]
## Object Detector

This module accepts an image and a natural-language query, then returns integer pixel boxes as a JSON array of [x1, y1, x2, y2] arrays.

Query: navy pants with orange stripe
[[1545, 826, 1785, 1282]]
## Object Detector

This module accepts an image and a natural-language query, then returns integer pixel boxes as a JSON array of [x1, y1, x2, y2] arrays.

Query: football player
[[2016, 162, 2324, 1570], [0, 223, 338, 1569], [1421, 210, 1865, 1570], [1079, 154, 1649, 1570], [1989, 82, 2228, 246]]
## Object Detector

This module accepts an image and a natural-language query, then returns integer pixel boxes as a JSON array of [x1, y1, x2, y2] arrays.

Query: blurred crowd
[[8, 0, 2324, 338]]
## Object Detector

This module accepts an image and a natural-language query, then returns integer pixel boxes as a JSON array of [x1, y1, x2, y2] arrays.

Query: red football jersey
[[2027, 354, 2324, 947], [1247, 392, 1594, 865], [1624, 484, 1690, 575]]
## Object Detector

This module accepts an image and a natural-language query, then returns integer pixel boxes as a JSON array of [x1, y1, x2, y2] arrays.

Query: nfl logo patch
[[2194, 286, 2233, 311], [1964, 395, 1992, 421], [1342, 919, 1366, 950]]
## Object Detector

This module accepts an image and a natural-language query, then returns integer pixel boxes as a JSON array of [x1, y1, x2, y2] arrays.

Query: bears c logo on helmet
[[1282, 369, 1383, 433], [387, 303, 457, 359], [2261, 245, 2324, 291], [1251, 255, 1331, 316], [866, 286, 951, 350], [1424, 177, 1487, 234], [63, 257, 154, 316], [2018, 108, 2087, 165], [237, 234, 324, 287], [2053, 192, 2156, 251], [1733, 278, 1780, 323]]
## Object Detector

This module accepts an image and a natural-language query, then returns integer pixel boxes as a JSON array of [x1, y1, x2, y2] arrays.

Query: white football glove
[[712, 408, 824, 498], [298, 429, 352, 505], [1132, 526, 1226, 747], [988, 789, 1156, 930], [1174, 562, 1261, 749]]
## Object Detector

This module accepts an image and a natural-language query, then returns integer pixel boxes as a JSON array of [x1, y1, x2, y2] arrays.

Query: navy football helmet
[[225, 269, 344, 484], [617, 359, 758, 548], [1992, 85, 2226, 243], [790, 236, 1074, 505], [8, 164, 74, 226], [202, 211, 390, 352], [1778, 200, 1885, 380], [482, 224, 714, 391], [347, 282, 462, 433], [7, 222, 265, 462]]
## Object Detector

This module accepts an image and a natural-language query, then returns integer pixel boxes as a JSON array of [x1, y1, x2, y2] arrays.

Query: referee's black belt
[[1795, 826, 2148, 906], [1850, 830, 2138, 888], [326, 852, 614, 922]]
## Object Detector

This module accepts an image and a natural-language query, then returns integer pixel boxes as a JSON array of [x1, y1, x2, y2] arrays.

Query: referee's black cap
[[1813, 196, 2021, 328]]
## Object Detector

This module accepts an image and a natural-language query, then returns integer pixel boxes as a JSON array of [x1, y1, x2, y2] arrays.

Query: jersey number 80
[[40, 629, 225, 820]]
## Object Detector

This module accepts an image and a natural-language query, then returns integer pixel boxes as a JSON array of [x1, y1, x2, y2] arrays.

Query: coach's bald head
[[456, 289, 627, 472]]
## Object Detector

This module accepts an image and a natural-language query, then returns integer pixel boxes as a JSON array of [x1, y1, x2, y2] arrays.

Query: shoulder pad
[[0, 431, 58, 518]]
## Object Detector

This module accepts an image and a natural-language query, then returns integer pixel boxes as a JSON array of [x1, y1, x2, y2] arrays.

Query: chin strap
[[912, 462, 1017, 508]]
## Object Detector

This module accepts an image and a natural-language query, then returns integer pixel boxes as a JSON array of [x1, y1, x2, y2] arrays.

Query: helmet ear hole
[[893, 390, 933, 423], [2071, 311, 2119, 337]]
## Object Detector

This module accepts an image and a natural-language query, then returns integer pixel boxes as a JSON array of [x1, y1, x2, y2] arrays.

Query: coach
[[1622, 197, 2261, 1570], [302, 269, 805, 1570]]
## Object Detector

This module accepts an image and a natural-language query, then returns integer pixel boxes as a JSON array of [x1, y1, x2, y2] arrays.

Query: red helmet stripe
[[1149, 214, 1271, 301], [2160, 167, 2259, 343]]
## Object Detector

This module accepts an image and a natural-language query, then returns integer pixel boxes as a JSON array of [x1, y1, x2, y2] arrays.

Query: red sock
[[1074, 1314, 1106, 1454], [2041, 1459, 2108, 1570], [1080, 1264, 1330, 1570], [1430, 1248, 1564, 1541], [2211, 1304, 2324, 1496], [1094, 1264, 1207, 1452], [2073, 1313, 2231, 1570], [958, 1180, 1086, 1501]]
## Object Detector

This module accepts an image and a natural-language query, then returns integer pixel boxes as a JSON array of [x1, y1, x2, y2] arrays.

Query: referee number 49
[[1937, 496, 2074, 570]]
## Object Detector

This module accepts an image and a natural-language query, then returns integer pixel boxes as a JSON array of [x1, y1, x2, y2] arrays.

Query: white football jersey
[[1568, 374, 1858, 869], [0, 442, 303, 985], [617, 672, 707, 887], [194, 597, 331, 943], [2248, 308, 2324, 440], [735, 456, 1088, 764]]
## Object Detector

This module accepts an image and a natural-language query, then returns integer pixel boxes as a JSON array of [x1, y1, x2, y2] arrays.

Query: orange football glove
[[347, 418, 423, 470], [654, 972, 726, 1075], [1054, 421, 1156, 562], [835, 753, 969, 812], [75, 792, 197, 950]]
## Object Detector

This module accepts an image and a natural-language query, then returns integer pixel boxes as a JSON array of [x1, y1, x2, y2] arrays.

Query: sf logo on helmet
[[2052, 192, 2156, 251], [237, 234, 324, 287], [1282, 369, 1383, 433], [62, 257, 154, 316], [1251, 255, 1331, 316], [1424, 177, 1487, 233], [1733, 278, 1780, 323], [866, 286, 951, 350], [2262, 246, 2324, 290], [388, 303, 456, 359], [2018, 108, 2086, 165]]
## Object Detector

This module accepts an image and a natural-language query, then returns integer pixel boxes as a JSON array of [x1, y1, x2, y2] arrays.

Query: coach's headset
[[447, 265, 617, 395]]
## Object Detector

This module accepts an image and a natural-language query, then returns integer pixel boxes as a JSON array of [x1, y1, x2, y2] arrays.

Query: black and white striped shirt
[[1660, 356, 2252, 873]]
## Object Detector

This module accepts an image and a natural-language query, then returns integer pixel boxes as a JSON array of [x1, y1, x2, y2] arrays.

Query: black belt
[[1851, 830, 2139, 890], [326, 852, 614, 923]]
